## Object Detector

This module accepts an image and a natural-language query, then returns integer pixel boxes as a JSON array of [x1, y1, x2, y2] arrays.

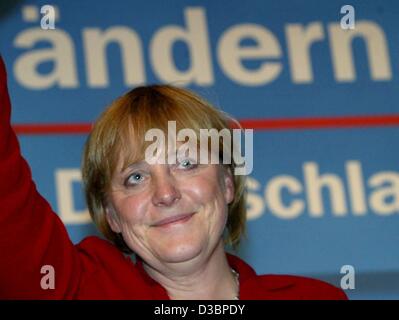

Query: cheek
[[184, 173, 229, 219], [112, 193, 149, 225], [186, 176, 221, 203]]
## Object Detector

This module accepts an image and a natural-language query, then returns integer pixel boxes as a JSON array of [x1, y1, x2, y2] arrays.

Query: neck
[[142, 241, 239, 300]]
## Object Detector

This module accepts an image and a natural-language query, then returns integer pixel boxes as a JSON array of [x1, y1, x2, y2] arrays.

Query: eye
[[177, 158, 197, 170], [124, 172, 145, 187]]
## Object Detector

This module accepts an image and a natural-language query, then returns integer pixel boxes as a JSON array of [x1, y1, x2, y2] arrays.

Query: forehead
[[116, 116, 205, 173], [117, 130, 216, 173]]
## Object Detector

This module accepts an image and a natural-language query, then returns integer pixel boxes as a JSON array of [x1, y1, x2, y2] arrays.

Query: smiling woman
[[81, 84, 245, 299], [82, 85, 247, 258], [0, 56, 347, 300]]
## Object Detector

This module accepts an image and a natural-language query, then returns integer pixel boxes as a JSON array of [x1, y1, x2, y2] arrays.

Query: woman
[[0, 56, 346, 299]]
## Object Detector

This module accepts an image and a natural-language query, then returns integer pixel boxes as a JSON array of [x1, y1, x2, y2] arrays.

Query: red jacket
[[0, 56, 347, 300]]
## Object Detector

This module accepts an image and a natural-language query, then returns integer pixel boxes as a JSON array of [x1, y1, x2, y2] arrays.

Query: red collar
[[134, 253, 267, 299]]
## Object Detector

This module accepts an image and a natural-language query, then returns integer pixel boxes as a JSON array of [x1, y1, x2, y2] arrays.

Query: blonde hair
[[82, 85, 247, 253]]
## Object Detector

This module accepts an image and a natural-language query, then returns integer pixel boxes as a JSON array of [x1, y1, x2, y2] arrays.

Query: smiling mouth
[[152, 212, 196, 228]]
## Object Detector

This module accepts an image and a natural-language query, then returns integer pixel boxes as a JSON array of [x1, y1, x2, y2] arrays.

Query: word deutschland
[[54, 160, 398, 224]]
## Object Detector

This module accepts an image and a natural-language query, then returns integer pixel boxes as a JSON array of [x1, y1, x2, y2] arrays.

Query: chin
[[156, 240, 205, 264]]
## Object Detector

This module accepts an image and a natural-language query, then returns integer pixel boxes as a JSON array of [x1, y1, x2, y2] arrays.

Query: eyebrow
[[120, 160, 148, 174], [119, 142, 204, 174]]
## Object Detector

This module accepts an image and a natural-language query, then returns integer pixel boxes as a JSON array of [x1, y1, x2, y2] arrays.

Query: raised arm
[[0, 56, 81, 299]]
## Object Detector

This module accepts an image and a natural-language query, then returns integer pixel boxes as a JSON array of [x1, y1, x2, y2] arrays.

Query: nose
[[151, 167, 181, 207]]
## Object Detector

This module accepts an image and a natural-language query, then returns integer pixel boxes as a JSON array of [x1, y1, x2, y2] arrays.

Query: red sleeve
[[0, 56, 82, 299], [297, 276, 348, 300]]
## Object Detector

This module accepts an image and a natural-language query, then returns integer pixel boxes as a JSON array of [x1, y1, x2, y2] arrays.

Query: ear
[[105, 204, 122, 233], [222, 166, 235, 205]]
